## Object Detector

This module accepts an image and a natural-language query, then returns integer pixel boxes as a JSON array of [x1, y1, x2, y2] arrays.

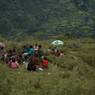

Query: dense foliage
[[0, 38, 95, 95], [0, 0, 95, 39]]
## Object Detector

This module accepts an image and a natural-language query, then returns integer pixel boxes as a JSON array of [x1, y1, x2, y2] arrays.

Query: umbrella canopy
[[51, 40, 64, 46]]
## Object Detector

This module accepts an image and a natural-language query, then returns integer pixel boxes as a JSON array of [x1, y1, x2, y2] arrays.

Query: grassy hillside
[[0, 38, 95, 95], [0, 0, 95, 39]]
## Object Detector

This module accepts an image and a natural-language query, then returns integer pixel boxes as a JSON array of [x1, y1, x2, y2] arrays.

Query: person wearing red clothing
[[27, 54, 39, 71], [41, 57, 48, 69], [33, 53, 39, 65]]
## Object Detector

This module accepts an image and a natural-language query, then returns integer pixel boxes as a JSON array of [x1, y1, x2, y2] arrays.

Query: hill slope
[[0, 38, 95, 95]]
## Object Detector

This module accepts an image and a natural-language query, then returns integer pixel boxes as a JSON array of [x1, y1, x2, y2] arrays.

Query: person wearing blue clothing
[[28, 45, 35, 57], [22, 46, 30, 60]]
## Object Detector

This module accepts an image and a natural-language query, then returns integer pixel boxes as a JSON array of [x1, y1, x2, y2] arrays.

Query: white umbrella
[[51, 40, 64, 46]]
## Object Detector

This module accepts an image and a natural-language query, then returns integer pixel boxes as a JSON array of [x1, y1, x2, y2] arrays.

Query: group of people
[[48, 47, 64, 57], [0, 44, 49, 71], [0, 42, 64, 71]]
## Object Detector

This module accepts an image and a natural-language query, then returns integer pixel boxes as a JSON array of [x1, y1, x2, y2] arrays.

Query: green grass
[[0, 38, 95, 95]]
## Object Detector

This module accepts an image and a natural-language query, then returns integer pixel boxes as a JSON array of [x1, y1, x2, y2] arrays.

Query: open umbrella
[[51, 40, 64, 46]]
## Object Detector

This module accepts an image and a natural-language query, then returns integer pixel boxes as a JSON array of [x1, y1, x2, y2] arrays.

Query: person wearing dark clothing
[[38, 45, 44, 63], [27, 57, 36, 71]]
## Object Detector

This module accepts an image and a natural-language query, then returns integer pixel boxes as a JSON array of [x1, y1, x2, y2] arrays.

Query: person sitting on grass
[[38, 45, 44, 63], [27, 57, 36, 71], [59, 51, 64, 57], [28, 45, 35, 57], [34, 44, 39, 52], [55, 50, 60, 57], [27, 53, 39, 71], [33, 53, 39, 66], [16, 54, 23, 65], [5, 50, 13, 64], [9, 58, 19, 69], [0, 47, 6, 61], [22, 45, 28, 53], [22, 45, 30, 60], [41, 57, 49, 69]]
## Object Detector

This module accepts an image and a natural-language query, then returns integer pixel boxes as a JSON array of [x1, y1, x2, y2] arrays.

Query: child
[[9, 58, 19, 69], [41, 57, 48, 69]]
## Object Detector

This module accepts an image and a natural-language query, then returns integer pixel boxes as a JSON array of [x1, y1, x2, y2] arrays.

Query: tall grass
[[0, 38, 95, 95]]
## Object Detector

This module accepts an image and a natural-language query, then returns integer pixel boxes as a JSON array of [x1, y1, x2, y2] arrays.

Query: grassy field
[[0, 38, 95, 95]]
